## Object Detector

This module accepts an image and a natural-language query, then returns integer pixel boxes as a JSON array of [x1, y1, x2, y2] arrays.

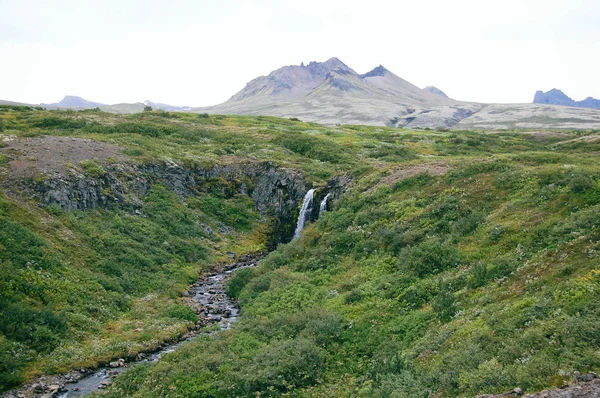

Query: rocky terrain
[[534, 89, 600, 110], [477, 374, 600, 397], [0, 134, 325, 245]]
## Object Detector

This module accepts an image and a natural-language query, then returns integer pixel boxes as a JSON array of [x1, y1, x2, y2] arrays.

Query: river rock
[[32, 383, 45, 393], [576, 372, 597, 382], [108, 358, 125, 368]]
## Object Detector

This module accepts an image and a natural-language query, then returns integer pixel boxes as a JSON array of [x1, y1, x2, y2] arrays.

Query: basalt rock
[[309, 173, 351, 222], [28, 159, 311, 243]]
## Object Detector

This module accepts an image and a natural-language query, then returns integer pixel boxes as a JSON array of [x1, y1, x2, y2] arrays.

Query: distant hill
[[534, 89, 600, 109], [143, 100, 192, 112], [42, 95, 106, 109], [4, 96, 191, 114]]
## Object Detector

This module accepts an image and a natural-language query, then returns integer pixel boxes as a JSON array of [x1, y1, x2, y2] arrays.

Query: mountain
[[197, 58, 600, 130], [195, 57, 480, 129], [533, 89, 600, 109], [42, 95, 106, 109], [20, 96, 191, 114], [424, 86, 448, 97], [143, 100, 192, 112]]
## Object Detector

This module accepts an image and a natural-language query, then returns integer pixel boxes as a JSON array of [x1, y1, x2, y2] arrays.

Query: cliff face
[[28, 160, 313, 244]]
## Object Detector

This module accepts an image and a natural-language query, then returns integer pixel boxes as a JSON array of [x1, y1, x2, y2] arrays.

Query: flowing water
[[51, 259, 259, 397], [319, 193, 330, 218], [293, 188, 315, 239]]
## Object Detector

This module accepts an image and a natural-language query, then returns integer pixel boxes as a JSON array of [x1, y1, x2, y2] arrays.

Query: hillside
[[1, 105, 600, 397]]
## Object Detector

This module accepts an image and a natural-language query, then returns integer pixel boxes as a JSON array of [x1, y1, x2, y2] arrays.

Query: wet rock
[[108, 358, 125, 368], [32, 383, 45, 393], [98, 380, 112, 389], [576, 372, 597, 382]]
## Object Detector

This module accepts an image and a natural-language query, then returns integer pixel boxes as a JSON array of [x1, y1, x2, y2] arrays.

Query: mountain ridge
[[6, 96, 191, 113], [534, 89, 600, 109], [195, 57, 600, 130]]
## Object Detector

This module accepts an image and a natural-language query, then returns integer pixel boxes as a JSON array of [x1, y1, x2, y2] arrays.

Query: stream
[[4, 254, 262, 398]]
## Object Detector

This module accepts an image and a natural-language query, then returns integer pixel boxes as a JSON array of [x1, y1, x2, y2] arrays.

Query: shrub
[[402, 240, 461, 277], [274, 133, 350, 164], [34, 116, 88, 129], [227, 267, 255, 299], [433, 283, 457, 322], [344, 290, 363, 304], [469, 262, 489, 289], [232, 338, 325, 394], [164, 304, 198, 323], [79, 159, 106, 178]]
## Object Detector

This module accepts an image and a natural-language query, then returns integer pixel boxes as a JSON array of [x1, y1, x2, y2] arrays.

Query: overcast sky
[[1, 0, 598, 106]]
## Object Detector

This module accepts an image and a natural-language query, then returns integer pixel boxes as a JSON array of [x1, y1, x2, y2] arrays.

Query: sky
[[0, 0, 599, 106]]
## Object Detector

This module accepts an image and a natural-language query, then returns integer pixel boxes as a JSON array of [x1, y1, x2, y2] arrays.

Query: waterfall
[[293, 189, 315, 239], [319, 193, 331, 218]]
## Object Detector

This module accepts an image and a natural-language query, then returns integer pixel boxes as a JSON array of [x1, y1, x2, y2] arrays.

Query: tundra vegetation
[[1, 105, 600, 396]]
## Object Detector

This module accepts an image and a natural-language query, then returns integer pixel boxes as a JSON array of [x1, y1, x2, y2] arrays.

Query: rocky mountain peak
[[50, 95, 105, 108], [305, 57, 354, 77], [424, 86, 448, 98], [533, 89, 600, 109], [360, 65, 388, 78]]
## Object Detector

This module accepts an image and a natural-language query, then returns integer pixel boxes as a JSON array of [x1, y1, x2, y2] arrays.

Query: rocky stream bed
[[2, 253, 265, 398]]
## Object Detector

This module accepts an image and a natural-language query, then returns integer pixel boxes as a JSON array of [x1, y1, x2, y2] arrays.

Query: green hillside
[[1, 105, 600, 396]]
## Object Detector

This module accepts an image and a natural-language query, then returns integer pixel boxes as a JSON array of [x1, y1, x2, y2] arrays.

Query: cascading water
[[319, 193, 331, 218], [293, 189, 315, 239]]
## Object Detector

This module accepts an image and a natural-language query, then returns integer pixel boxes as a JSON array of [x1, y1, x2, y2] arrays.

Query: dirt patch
[[373, 163, 451, 190], [0, 135, 125, 179]]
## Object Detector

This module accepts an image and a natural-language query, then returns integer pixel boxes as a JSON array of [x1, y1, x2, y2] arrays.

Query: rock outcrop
[[477, 374, 600, 398], [533, 89, 600, 109], [424, 86, 449, 98], [28, 159, 310, 243]]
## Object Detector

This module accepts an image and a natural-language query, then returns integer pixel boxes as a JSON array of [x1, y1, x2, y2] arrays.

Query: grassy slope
[[103, 128, 600, 396], [0, 106, 366, 389], [1, 105, 600, 396]]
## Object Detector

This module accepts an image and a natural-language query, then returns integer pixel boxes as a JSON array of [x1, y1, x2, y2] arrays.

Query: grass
[[1, 105, 600, 396]]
